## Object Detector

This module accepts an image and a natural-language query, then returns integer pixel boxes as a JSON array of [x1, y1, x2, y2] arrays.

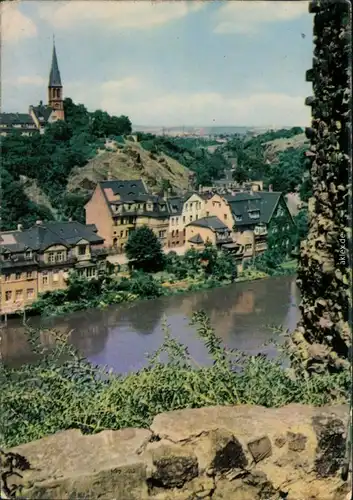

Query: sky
[[2, 0, 313, 128]]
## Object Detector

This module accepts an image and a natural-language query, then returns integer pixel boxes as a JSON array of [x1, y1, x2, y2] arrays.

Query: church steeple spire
[[49, 37, 62, 87], [48, 37, 64, 121]]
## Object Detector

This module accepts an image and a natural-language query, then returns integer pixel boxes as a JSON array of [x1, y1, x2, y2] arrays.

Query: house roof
[[30, 104, 53, 123], [100, 180, 147, 197], [226, 191, 283, 227], [167, 196, 183, 215], [49, 43, 62, 87], [186, 216, 228, 231], [188, 233, 204, 244], [0, 113, 34, 126], [0, 222, 104, 253]]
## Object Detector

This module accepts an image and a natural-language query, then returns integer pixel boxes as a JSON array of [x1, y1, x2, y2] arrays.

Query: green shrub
[[0, 311, 348, 449]]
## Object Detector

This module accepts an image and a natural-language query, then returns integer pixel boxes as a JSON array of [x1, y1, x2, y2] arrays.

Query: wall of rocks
[[2, 404, 350, 500], [290, 0, 351, 374]]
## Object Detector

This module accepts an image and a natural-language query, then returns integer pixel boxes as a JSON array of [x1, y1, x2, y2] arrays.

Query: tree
[[289, 0, 350, 375], [125, 226, 165, 272]]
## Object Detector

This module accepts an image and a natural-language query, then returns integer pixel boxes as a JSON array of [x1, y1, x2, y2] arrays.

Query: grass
[[0, 311, 349, 449]]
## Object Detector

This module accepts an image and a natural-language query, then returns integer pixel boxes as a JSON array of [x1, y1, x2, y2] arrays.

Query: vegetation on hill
[[1, 99, 132, 230]]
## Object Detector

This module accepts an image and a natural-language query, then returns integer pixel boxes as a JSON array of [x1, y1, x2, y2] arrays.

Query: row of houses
[[85, 178, 295, 258], [0, 179, 295, 316]]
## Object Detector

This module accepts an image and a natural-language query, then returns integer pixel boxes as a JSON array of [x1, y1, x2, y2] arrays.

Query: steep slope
[[19, 176, 57, 218], [67, 139, 192, 194], [263, 133, 308, 163]]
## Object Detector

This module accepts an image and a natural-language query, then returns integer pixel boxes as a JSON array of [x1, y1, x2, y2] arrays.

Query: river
[[0, 275, 300, 373]]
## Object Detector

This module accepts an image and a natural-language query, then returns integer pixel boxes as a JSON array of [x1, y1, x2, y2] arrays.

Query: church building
[[0, 41, 65, 136]]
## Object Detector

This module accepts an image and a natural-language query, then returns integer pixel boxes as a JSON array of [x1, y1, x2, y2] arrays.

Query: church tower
[[48, 39, 65, 121]]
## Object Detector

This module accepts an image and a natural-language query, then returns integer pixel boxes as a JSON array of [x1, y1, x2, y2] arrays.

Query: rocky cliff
[[67, 139, 192, 195], [3, 404, 350, 499]]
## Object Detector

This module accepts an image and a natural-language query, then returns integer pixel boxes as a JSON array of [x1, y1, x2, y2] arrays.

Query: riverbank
[[10, 259, 298, 320]]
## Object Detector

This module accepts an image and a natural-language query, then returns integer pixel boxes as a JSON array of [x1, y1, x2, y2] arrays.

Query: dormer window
[[235, 215, 242, 222], [25, 250, 32, 260], [3, 252, 10, 260], [248, 210, 260, 219]]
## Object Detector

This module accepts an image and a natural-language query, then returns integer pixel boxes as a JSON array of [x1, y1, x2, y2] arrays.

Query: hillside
[[262, 133, 308, 163], [20, 176, 58, 218], [67, 139, 192, 194]]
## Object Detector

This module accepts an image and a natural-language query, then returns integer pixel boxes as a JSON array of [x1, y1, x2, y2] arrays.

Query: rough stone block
[[247, 435, 272, 463]]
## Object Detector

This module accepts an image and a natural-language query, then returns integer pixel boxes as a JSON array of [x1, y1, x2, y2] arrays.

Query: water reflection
[[1, 276, 300, 373]]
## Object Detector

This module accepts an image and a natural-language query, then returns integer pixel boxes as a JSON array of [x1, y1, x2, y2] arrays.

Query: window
[[53, 272, 59, 283], [57, 251, 65, 262], [42, 274, 48, 285], [245, 244, 252, 251], [195, 214, 198, 220], [48, 252, 55, 263], [3, 253, 10, 260], [189, 215, 192, 222], [183, 216, 186, 223], [4, 274, 10, 281], [78, 245, 86, 256], [26, 271, 33, 279], [172, 230, 175, 237], [120, 231, 124, 237], [5, 291, 12, 301], [224, 214, 227, 220], [15, 289, 23, 300], [206, 211, 210, 217], [248, 210, 260, 219], [159, 230, 166, 238], [27, 288, 34, 298], [171, 218, 175, 226], [86, 267, 96, 278], [176, 229, 179, 236], [25, 250, 32, 260], [176, 217, 179, 224], [235, 215, 242, 222], [15, 272, 21, 280], [185, 203, 188, 210]]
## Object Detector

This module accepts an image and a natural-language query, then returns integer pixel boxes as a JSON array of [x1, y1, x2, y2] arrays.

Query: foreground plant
[[0, 312, 349, 449]]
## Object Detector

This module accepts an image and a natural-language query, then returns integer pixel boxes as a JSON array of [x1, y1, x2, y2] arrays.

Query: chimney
[[68, 217, 72, 222], [163, 191, 168, 201], [36, 220, 42, 225], [198, 184, 202, 194], [269, 184, 273, 192], [17, 224, 23, 231]]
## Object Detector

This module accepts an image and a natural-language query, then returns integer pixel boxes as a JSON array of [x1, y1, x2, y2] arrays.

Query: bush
[[0, 311, 349, 448]]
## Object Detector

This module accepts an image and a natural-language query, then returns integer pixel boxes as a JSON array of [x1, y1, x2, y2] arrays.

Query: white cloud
[[214, 1, 309, 35], [1, 1, 37, 42], [38, 0, 205, 31], [96, 81, 310, 127], [101, 77, 142, 93], [16, 75, 46, 86]]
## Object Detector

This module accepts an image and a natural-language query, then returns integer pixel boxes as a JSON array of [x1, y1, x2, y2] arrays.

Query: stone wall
[[2, 404, 350, 500], [290, 0, 351, 374]]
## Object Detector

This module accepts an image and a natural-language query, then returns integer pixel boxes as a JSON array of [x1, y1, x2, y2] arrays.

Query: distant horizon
[[133, 124, 305, 131]]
